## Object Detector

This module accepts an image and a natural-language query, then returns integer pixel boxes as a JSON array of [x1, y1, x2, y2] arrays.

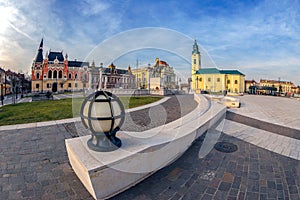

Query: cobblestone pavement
[[112, 133, 300, 200], [1, 94, 300, 200], [0, 95, 196, 199]]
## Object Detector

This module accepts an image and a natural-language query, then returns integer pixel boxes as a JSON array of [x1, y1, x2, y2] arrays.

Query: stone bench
[[65, 94, 226, 199]]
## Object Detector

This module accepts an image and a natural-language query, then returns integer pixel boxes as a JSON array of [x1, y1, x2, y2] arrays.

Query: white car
[[220, 96, 241, 108]]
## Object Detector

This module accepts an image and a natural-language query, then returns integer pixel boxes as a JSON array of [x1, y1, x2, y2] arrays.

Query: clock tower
[[191, 39, 201, 75]]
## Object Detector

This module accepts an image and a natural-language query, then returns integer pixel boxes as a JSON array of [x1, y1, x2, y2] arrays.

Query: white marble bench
[[65, 94, 226, 199]]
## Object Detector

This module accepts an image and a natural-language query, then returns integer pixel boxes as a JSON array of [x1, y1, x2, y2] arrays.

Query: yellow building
[[191, 39, 245, 93], [193, 68, 245, 93], [260, 79, 295, 94], [131, 58, 176, 90], [131, 67, 150, 89]]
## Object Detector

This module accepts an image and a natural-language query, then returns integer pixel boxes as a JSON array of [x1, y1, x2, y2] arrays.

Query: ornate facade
[[131, 58, 177, 90], [31, 39, 135, 93]]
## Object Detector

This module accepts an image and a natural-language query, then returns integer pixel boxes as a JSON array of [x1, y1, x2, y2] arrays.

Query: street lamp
[[80, 90, 125, 152], [196, 76, 199, 92], [1, 84, 3, 105]]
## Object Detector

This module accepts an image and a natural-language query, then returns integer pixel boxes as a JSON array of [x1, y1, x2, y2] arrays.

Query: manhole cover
[[214, 142, 237, 153]]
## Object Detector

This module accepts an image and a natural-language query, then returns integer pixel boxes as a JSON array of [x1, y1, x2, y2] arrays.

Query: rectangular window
[[235, 80, 238, 84], [227, 80, 230, 84], [217, 78, 220, 82], [60, 83, 64, 88], [194, 59, 196, 64], [208, 78, 211, 82], [36, 83, 39, 89], [199, 77, 202, 82], [68, 83, 71, 88], [75, 83, 78, 88]]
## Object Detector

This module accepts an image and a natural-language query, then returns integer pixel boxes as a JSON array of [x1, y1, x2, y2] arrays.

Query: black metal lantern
[[80, 90, 125, 152]]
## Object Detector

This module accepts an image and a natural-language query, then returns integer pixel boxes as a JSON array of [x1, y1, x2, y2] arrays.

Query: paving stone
[[237, 191, 245, 200], [267, 180, 276, 189], [267, 188, 278, 198], [181, 190, 201, 200], [232, 176, 241, 189], [248, 171, 259, 180], [214, 190, 228, 200], [218, 182, 231, 192], [260, 186, 267, 193], [259, 179, 267, 187], [222, 172, 234, 183], [170, 193, 182, 200], [205, 187, 216, 195], [290, 193, 300, 200], [245, 191, 259, 200], [201, 193, 213, 200], [167, 167, 183, 181], [260, 193, 267, 200], [289, 185, 299, 194]]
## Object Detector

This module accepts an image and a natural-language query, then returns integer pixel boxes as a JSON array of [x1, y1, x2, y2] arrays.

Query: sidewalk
[[229, 95, 300, 131]]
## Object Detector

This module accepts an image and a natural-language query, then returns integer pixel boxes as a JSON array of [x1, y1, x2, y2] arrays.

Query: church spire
[[35, 38, 44, 62], [192, 39, 199, 54], [39, 38, 43, 50]]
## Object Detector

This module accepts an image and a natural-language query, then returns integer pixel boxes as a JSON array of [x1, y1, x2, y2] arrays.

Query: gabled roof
[[68, 60, 89, 67], [195, 68, 244, 76], [195, 68, 220, 74], [48, 51, 64, 62], [220, 69, 245, 76]]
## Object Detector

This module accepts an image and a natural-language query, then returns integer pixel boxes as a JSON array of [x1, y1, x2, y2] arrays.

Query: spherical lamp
[[80, 90, 125, 152]]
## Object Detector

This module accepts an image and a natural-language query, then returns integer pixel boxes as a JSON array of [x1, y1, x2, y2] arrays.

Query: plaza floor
[[1, 94, 300, 200]]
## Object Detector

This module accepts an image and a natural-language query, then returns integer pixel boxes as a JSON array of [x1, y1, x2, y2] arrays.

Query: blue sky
[[0, 0, 300, 85]]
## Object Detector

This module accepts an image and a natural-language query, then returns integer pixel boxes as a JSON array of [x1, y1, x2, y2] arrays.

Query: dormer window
[[54, 56, 59, 64]]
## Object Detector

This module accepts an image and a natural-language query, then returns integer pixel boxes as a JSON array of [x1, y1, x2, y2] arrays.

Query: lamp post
[[81, 90, 125, 152], [196, 76, 199, 93], [1, 84, 3, 106]]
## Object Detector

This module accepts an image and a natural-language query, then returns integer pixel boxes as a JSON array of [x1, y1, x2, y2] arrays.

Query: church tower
[[191, 39, 201, 75], [31, 38, 44, 92]]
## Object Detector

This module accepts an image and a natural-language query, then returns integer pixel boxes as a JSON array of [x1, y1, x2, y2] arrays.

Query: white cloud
[[77, 0, 110, 16]]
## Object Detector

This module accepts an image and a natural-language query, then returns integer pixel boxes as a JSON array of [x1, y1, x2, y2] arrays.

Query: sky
[[0, 0, 300, 85]]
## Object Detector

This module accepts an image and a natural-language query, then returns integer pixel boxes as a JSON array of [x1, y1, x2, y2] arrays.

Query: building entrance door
[[52, 82, 57, 93]]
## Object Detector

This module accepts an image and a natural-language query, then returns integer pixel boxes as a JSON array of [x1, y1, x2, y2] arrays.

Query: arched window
[[53, 70, 57, 78], [75, 74, 78, 79], [68, 73, 72, 79], [58, 71, 62, 78], [36, 73, 40, 79], [48, 71, 52, 78]]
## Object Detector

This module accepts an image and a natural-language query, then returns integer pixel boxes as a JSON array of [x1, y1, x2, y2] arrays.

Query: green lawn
[[0, 96, 162, 126]]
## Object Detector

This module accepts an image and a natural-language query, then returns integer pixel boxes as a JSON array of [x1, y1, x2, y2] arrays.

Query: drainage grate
[[214, 142, 238, 153]]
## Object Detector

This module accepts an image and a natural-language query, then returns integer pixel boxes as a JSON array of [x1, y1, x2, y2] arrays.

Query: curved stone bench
[[65, 94, 226, 199]]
